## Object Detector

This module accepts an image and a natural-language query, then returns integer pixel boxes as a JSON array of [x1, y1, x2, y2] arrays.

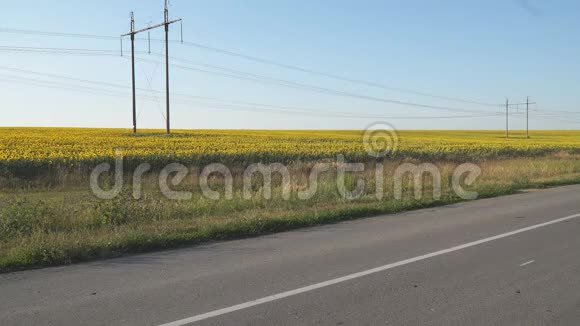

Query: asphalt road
[[1, 184, 580, 326]]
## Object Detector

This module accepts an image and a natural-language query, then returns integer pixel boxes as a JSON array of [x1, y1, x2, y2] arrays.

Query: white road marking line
[[519, 260, 535, 267], [158, 212, 580, 326]]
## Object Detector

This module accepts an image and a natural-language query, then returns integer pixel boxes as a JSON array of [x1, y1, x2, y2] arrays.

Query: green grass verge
[[1, 175, 579, 273]]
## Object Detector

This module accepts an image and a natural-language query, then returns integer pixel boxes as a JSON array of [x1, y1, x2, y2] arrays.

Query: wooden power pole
[[526, 96, 530, 139], [524, 97, 536, 139], [121, 0, 182, 134], [164, 1, 171, 134], [505, 98, 509, 138], [130, 12, 136, 133]]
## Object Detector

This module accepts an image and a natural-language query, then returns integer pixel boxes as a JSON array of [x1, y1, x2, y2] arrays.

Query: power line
[[172, 40, 502, 108], [0, 45, 117, 53], [0, 44, 508, 114], [0, 46, 493, 114], [11, 69, 576, 125], [3, 30, 577, 127], [0, 75, 130, 98], [2, 44, 499, 114], [0, 47, 123, 57], [7, 46, 579, 127], [0, 69, 505, 120], [535, 108, 580, 115], [0, 27, 119, 40], [136, 56, 499, 114], [529, 115, 580, 124], [510, 111, 580, 123], [0, 27, 502, 107], [173, 100, 504, 120]]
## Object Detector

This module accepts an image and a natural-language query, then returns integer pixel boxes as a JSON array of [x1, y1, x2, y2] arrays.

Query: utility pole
[[130, 12, 137, 134], [121, 1, 182, 134], [504, 98, 536, 139], [505, 98, 509, 138], [164, 0, 171, 134], [526, 96, 530, 139]]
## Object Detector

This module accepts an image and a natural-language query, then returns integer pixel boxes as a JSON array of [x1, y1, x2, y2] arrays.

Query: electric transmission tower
[[504, 97, 536, 139], [121, 0, 182, 134]]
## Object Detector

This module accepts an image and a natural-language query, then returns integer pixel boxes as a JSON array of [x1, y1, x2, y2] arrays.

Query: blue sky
[[1, 0, 579, 130]]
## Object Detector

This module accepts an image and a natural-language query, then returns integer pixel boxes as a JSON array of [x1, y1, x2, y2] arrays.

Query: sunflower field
[[1, 127, 580, 177]]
